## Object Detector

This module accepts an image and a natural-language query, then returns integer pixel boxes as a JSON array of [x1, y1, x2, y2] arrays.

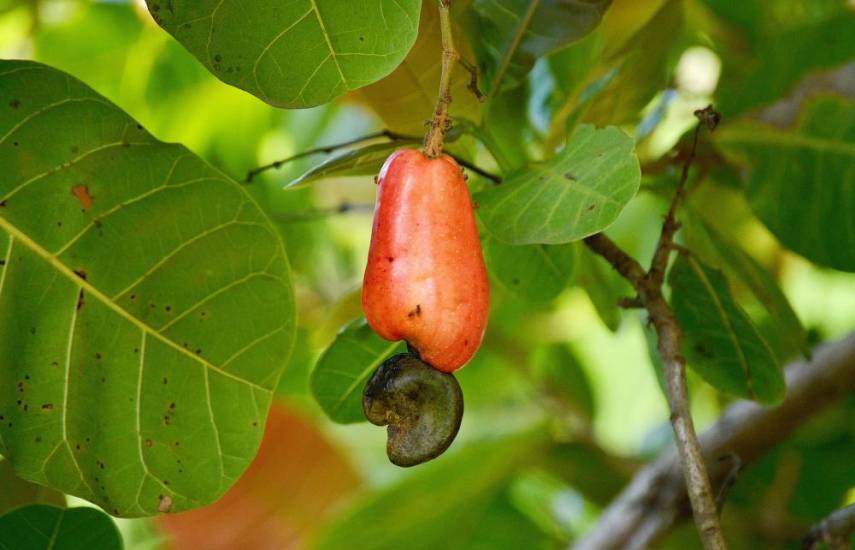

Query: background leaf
[[311, 428, 548, 550], [0, 459, 66, 517], [159, 403, 361, 550], [530, 344, 595, 421], [668, 253, 785, 404], [716, 97, 855, 272], [467, 0, 611, 95], [0, 60, 295, 516], [310, 319, 404, 424], [572, 243, 631, 332], [482, 236, 574, 302], [145, 0, 421, 109], [477, 124, 640, 244], [356, 1, 483, 134], [0, 505, 122, 550]]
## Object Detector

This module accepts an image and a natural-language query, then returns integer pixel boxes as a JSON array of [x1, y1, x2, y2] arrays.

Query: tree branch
[[803, 503, 855, 550], [582, 106, 725, 550], [573, 332, 855, 550]]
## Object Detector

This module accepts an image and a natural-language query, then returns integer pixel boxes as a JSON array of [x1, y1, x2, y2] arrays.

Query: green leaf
[[690, 219, 807, 359], [467, 0, 611, 95], [716, 97, 855, 272], [0, 459, 65, 517], [357, 1, 483, 134], [310, 319, 404, 424], [145, 0, 421, 109], [573, 244, 631, 332], [288, 141, 417, 189], [477, 124, 640, 245], [714, 8, 855, 117], [312, 428, 548, 550], [0, 505, 122, 550], [530, 344, 595, 420], [482, 235, 574, 302], [668, 253, 784, 404], [582, 0, 683, 126], [0, 60, 295, 516]]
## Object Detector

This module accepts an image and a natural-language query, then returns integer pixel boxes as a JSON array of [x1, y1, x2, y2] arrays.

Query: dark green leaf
[[717, 97, 855, 272], [668, 253, 784, 404], [467, 0, 611, 95], [0, 505, 122, 550], [689, 218, 807, 360], [0, 60, 295, 516], [145, 0, 421, 108], [714, 7, 855, 117], [483, 236, 574, 302], [477, 125, 640, 245], [313, 428, 548, 550], [0, 460, 65, 517], [310, 319, 404, 424]]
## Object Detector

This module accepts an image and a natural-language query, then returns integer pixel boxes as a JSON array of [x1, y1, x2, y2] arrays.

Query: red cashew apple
[[362, 149, 490, 372]]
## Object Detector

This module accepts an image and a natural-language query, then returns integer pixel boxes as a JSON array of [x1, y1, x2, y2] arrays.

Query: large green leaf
[[145, 0, 421, 109], [311, 427, 548, 550], [0, 60, 295, 516], [476, 124, 640, 245], [467, 0, 611, 95], [482, 236, 574, 302], [530, 344, 595, 420], [717, 97, 855, 272], [0, 505, 122, 550], [668, 253, 784, 404], [310, 319, 403, 424]]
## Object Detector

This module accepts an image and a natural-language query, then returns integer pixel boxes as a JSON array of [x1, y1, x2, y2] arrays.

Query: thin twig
[[582, 107, 725, 550], [423, 0, 458, 158], [803, 503, 855, 550], [574, 332, 855, 549], [244, 130, 416, 182], [458, 57, 485, 102]]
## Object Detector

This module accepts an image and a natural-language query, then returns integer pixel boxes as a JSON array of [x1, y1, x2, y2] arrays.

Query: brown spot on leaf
[[159, 495, 173, 513], [71, 184, 94, 210], [9, 99, 20, 109]]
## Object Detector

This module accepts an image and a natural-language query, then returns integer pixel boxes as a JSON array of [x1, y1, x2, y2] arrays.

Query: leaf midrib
[[719, 126, 855, 156], [686, 256, 755, 397], [489, 0, 541, 95], [0, 215, 272, 395]]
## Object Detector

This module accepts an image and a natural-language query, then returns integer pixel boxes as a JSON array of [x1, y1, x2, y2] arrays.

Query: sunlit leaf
[[477, 124, 640, 244], [582, 0, 683, 126], [145, 0, 421, 108], [716, 97, 855, 272], [0, 505, 122, 550], [159, 404, 361, 550], [0, 60, 295, 516], [482, 236, 574, 302], [668, 253, 784, 404], [467, 0, 611, 95], [310, 319, 404, 424], [356, 1, 483, 134]]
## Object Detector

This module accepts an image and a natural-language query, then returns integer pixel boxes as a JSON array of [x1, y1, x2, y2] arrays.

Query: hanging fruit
[[362, 148, 490, 373]]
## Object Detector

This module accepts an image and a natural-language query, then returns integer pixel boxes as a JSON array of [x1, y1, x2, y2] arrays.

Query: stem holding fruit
[[423, 0, 458, 158]]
